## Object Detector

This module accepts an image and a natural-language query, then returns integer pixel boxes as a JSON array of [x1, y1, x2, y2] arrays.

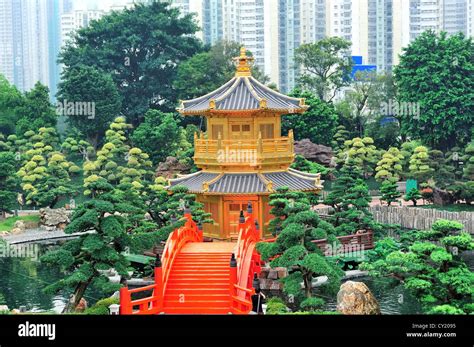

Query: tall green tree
[[0, 152, 18, 218], [57, 65, 122, 148], [60, 2, 203, 125], [394, 31, 474, 149], [0, 74, 23, 135], [174, 40, 268, 101], [131, 110, 183, 165], [282, 89, 338, 146], [15, 82, 57, 135], [294, 37, 352, 101]]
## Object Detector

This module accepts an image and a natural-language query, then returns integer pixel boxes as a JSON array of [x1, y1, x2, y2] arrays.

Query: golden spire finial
[[233, 47, 254, 77]]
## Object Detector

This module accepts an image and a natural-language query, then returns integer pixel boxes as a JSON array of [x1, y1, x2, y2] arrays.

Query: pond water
[[0, 243, 106, 313]]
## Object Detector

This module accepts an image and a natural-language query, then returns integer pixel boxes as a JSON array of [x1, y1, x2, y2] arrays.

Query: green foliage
[[257, 187, 343, 310], [83, 297, 119, 315], [282, 89, 338, 146], [404, 188, 422, 206], [408, 146, 432, 183], [294, 37, 352, 101], [57, 65, 122, 148], [337, 137, 379, 178], [324, 160, 374, 234], [332, 125, 350, 155], [265, 297, 288, 315], [0, 151, 18, 215], [380, 180, 401, 206], [394, 31, 474, 149], [375, 147, 403, 182], [41, 177, 161, 312], [291, 155, 330, 177], [362, 219, 474, 314], [0, 74, 23, 135], [174, 40, 268, 103], [15, 82, 56, 135], [131, 110, 184, 165], [16, 128, 76, 207], [60, 2, 203, 123], [463, 141, 474, 181]]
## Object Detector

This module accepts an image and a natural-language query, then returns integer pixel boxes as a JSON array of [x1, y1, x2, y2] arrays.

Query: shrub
[[83, 297, 119, 315]]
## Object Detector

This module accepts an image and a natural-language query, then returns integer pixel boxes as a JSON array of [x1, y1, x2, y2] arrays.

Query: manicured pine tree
[[379, 180, 401, 206], [362, 219, 474, 314], [331, 125, 350, 155], [462, 141, 474, 181], [337, 137, 379, 178], [404, 187, 422, 206], [41, 178, 146, 312], [257, 187, 343, 310], [408, 146, 433, 183], [375, 147, 403, 182]]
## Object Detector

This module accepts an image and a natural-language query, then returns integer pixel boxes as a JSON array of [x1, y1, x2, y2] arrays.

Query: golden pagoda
[[170, 48, 323, 240]]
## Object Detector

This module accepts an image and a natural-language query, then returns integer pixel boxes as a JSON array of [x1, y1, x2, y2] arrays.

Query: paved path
[[1, 228, 94, 245]]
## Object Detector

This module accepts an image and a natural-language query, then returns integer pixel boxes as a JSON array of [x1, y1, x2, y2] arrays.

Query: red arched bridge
[[119, 203, 374, 315], [120, 203, 262, 314]]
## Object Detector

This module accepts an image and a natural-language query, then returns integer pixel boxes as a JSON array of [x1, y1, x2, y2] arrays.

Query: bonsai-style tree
[[380, 180, 401, 206], [291, 155, 331, 177], [332, 125, 351, 155], [375, 147, 403, 182], [462, 141, 474, 181], [404, 187, 422, 206], [257, 187, 343, 310], [17, 128, 77, 207], [337, 137, 379, 178], [408, 146, 432, 183], [41, 178, 138, 312], [361, 220, 474, 314], [0, 151, 18, 218], [324, 159, 374, 234]]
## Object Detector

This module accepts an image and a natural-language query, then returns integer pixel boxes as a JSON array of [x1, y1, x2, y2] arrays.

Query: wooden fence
[[315, 206, 474, 234]]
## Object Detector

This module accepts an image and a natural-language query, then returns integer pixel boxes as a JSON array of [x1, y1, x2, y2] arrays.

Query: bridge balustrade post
[[119, 278, 132, 315], [153, 254, 163, 313], [239, 210, 245, 225], [229, 253, 238, 314], [197, 222, 203, 241]]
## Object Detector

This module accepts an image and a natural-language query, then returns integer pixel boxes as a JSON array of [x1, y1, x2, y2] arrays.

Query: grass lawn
[[418, 204, 474, 212], [0, 215, 40, 232]]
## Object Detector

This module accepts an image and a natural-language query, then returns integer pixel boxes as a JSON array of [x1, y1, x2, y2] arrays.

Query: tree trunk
[[63, 280, 91, 313], [412, 199, 417, 207], [303, 273, 312, 298]]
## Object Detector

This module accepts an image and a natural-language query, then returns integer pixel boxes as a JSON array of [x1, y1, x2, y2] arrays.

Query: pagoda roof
[[168, 169, 323, 195], [177, 47, 308, 115]]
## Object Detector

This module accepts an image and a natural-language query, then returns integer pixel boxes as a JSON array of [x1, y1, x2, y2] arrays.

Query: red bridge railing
[[120, 211, 202, 315], [229, 202, 262, 314]]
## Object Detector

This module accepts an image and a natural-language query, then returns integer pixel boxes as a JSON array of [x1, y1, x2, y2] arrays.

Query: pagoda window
[[230, 123, 252, 139], [259, 123, 275, 139], [211, 124, 224, 139]]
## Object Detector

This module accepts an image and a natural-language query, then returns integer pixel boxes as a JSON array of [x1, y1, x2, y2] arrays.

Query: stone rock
[[337, 281, 380, 315], [268, 269, 278, 280], [13, 220, 26, 232], [155, 156, 191, 179], [294, 139, 335, 167], [10, 228, 23, 235], [39, 208, 71, 230], [75, 298, 88, 313], [432, 187, 456, 206], [259, 267, 270, 279], [276, 267, 288, 279], [10, 309, 20, 314], [0, 305, 9, 312]]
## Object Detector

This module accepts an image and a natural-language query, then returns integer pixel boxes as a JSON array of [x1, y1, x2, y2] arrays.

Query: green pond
[[0, 243, 106, 313]]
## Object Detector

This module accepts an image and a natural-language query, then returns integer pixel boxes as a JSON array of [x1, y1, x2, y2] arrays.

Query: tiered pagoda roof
[[177, 48, 308, 115], [169, 169, 322, 195]]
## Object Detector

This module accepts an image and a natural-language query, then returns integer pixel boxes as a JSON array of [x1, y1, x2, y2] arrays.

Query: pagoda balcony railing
[[193, 131, 294, 168]]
